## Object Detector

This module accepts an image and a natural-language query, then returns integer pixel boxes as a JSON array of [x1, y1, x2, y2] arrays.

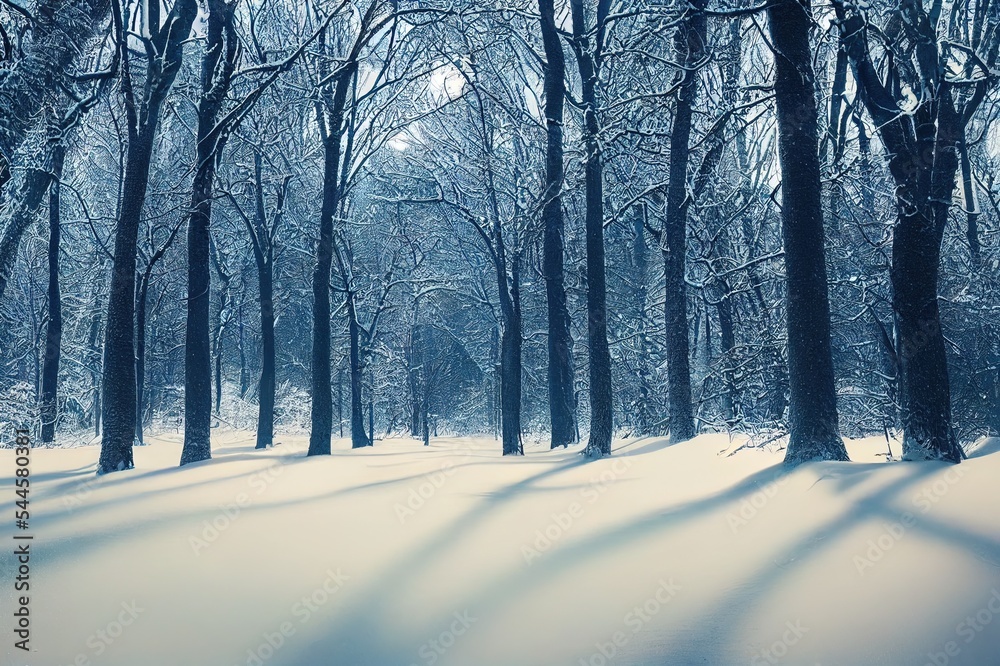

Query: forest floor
[[2, 430, 1000, 666]]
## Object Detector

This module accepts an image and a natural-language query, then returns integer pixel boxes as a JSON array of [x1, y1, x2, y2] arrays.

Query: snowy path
[[2, 432, 999, 666]]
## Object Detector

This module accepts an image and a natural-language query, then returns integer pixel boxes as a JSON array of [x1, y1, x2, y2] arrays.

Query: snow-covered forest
[[2, 0, 1000, 664]]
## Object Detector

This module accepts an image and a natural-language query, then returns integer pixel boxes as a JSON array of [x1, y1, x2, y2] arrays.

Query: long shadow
[[1, 462, 97, 485], [34, 440, 316, 503], [275, 449, 593, 665], [33, 461, 480, 568], [452, 459, 998, 664], [284, 453, 997, 665]]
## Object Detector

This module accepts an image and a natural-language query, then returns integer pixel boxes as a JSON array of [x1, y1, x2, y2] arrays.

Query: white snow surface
[[3, 432, 1000, 666]]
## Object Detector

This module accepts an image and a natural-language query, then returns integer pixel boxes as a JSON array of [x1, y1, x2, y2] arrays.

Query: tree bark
[[238, 151, 281, 450], [570, 0, 613, 458], [500, 252, 524, 456], [768, 0, 849, 464], [661, 0, 706, 443], [182, 0, 238, 466], [99, 0, 199, 474], [309, 71, 356, 457], [632, 214, 653, 435], [40, 143, 64, 443], [347, 292, 370, 448], [100, 125, 155, 474], [135, 275, 149, 445], [837, 5, 973, 462], [538, 0, 576, 449]]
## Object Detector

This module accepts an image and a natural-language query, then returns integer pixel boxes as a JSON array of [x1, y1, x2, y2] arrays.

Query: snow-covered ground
[[3, 431, 1000, 666]]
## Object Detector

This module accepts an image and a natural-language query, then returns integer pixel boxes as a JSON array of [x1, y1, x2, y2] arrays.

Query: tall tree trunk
[[184, 161, 218, 466], [307, 3, 379, 456], [768, 0, 849, 464], [409, 322, 423, 438], [491, 325, 500, 439], [632, 214, 653, 435], [242, 152, 281, 450], [337, 367, 344, 438], [182, 0, 237, 466], [99, 0, 199, 474], [538, 0, 576, 449], [40, 143, 64, 443], [100, 125, 155, 474], [661, 0, 706, 443], [135, 274, 149, 445], [309, 76, 355, 457], [347, 292, 370, 448], [837, 5, 974, 462], [716, 285, 737, 422], [368, 369, 375, 445], [257, 266, 275, 449], [238, 303, 248, 399], [570, 0, 613, 458], [500, 252, 524, 456]]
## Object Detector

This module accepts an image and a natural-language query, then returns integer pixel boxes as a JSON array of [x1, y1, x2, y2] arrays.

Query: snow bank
[[2, 431, 999, 665]]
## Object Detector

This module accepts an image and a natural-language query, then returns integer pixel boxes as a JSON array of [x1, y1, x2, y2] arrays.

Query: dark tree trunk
[[99, 0, 199, 474], [409, 323, 423, 438], [661, 0, 706, 443], [337, 368, 344, 438], [894, 201, 961, 461], [422, 390, 430, 446], [182, 0, 237, 467], [238, 304, 248, 399], [500, 253, 524, 456], [240, 152, 282, 450], [491, 325, 500, 440], [538, 0, 576, 449], [346, 293, 370, 448], [257, 266, 275, 449], [215, 339, 223, 415], [307, 4, 378, 456], [182, 161, 216, 466], [837, 6, 973, 462], [368, 373, 375, 445], [135, 275, 149, 445], [40, 143, 64, 443], [100, 125, 155, 474], [632, 214, 653, 435], [309, 75, 355, 457], [570, 0, 613, 458], [716, 286, 737, 422], [768, 0, 849, 464]]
